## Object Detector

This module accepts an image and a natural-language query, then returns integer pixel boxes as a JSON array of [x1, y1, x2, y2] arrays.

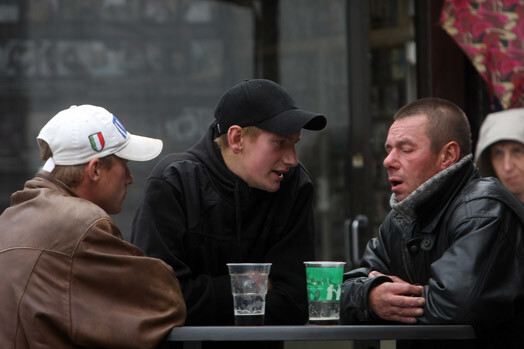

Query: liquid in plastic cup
[[227, 263, 272, 326], [304, 261, 346, 325]]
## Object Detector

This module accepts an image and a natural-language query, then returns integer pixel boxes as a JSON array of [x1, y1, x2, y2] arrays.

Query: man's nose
[[126, 167, 134, 185], [383, 150, 395, 169], [284, 147, 298, 167]]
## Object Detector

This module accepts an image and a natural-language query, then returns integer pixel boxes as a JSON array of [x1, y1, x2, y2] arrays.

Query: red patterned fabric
[[440, 0, 524, 109]]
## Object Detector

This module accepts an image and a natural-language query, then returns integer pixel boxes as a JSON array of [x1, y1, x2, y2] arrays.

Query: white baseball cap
[[37, 105, 163, 171]]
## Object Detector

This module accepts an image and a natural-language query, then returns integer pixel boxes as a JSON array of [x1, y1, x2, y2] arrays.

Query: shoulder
[[141, 153, 218, 208], [450, 177, 524, 223], [462, 177, 510, 197], [149, 152, 201, 177], [35, 193, 120, 254], [459, 177, 521, 207], [147, 152, 210, 189], [58, 196, 117, 235], [38, 186, 110, 223]]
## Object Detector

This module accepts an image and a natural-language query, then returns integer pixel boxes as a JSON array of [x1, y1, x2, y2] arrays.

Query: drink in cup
[[227, 263, 271, 326], [304, 261, 345, 325]]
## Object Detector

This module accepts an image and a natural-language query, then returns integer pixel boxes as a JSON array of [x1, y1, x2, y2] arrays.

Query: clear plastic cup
[[227, 263, 272, 326]]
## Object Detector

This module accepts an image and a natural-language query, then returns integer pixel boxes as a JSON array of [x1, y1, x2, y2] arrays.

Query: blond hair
[[38, 139, 114, 188], [214, 126, 263, 151]]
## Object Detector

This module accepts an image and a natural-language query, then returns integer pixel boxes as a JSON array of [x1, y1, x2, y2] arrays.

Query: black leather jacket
[[341, 156, 524, 348]]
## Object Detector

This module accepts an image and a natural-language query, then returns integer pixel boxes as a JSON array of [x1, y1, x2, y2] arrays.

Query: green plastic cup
[[304, 261, 346, 325]]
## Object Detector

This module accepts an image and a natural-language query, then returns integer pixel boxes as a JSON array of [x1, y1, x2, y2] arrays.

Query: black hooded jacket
[[131, 122, 315, 325], [341, 156, 524, 348]]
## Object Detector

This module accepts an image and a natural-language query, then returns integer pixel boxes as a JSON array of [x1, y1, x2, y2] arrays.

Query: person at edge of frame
[[340, 97, 524, 349], [0, 105, 186, 349], [475, 107, 524, 204]]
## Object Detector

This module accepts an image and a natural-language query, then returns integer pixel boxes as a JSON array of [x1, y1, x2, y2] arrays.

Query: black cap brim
[[254, 109, 327, 135]]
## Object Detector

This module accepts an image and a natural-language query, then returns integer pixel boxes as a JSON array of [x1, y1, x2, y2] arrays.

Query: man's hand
[[367, 270, 425, 323]]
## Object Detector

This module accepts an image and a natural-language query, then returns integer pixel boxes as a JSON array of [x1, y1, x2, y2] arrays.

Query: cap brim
[[115, 133, 163, 161], [255, 109, 327, 135]]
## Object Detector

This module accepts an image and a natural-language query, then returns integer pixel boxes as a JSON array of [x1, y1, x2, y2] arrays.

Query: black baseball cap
[[213, 79, 327, 136]]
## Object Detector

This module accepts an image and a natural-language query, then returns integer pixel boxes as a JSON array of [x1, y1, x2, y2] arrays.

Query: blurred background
[[1, 0, 516, 268]]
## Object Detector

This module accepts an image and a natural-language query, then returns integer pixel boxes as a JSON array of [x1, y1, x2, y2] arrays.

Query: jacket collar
[[390, 154, 474, 223], [9, 172, 79, 210]]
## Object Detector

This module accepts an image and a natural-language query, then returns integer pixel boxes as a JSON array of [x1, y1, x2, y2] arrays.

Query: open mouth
[[273, 170, 284, 179], [390, 180, 401, 186]]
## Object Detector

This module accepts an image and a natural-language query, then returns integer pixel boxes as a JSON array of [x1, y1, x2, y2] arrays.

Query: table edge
[[165, 325, 476, 342]]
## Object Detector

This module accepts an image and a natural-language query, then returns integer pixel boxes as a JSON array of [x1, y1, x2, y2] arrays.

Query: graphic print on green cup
[[304, 261, 345, 325]]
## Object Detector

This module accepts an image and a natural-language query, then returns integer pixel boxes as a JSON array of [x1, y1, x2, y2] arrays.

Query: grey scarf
[[390, 154, 473, 222]]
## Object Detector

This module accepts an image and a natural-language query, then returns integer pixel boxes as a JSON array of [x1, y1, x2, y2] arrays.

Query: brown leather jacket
[[0, 172, 186, 348]]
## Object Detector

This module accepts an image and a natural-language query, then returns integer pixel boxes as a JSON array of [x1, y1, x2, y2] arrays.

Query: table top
[[165, 324, 476, 342]]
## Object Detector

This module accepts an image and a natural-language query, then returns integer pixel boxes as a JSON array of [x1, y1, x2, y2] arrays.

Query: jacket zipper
[[401, 242, 415, 284]]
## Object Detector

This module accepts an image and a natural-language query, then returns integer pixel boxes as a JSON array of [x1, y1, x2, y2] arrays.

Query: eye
[[491, 149, 503, 158]]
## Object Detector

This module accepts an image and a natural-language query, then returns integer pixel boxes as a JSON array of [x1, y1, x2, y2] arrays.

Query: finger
[[387, 314, 420, 324], [371, 288, 425, 311], [388, 275, 409, 284], [368, 271, 384, 278], [387, 282, 424, 297], [409, 285, 424, 296], [377, 304, 424, 323], [392, 294, 425, 308], [398, 297, 425, 309], [396, 305, 424, 319]]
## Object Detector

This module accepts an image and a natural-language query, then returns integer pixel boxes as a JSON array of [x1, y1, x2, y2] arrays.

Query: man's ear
[[85, 158, 102, 183], [440, 141, 460, 170], [227, 125, 243, 154]]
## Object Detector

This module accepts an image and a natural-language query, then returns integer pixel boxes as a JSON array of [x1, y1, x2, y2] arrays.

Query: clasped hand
[[367, 271, 425, 323]]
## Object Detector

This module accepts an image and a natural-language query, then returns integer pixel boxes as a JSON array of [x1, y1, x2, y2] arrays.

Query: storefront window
[[0, 0, 350, 261]]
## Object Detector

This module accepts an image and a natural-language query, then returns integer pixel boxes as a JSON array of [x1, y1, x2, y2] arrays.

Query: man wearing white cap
[[0, 105, 186, 349]]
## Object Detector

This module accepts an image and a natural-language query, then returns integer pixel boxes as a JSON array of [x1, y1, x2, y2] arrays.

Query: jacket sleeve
[[70, 219, 186, 349], [340, 221, 394, 324], [418, 198, 524, 325]]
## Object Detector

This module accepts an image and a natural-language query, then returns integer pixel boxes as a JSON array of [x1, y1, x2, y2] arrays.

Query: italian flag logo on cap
[[89, 132, 105, 152]]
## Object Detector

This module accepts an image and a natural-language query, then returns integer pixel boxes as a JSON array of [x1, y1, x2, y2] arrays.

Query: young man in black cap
[[131, 79, 327, 332]]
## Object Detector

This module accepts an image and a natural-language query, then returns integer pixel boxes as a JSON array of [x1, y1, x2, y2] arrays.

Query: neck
[[221, 147, 243, 180]]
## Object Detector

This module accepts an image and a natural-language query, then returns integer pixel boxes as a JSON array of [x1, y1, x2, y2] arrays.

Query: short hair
[[38, 139, 114, 188], [393, 97, 472, 158], [214, 126, 263, 151]]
